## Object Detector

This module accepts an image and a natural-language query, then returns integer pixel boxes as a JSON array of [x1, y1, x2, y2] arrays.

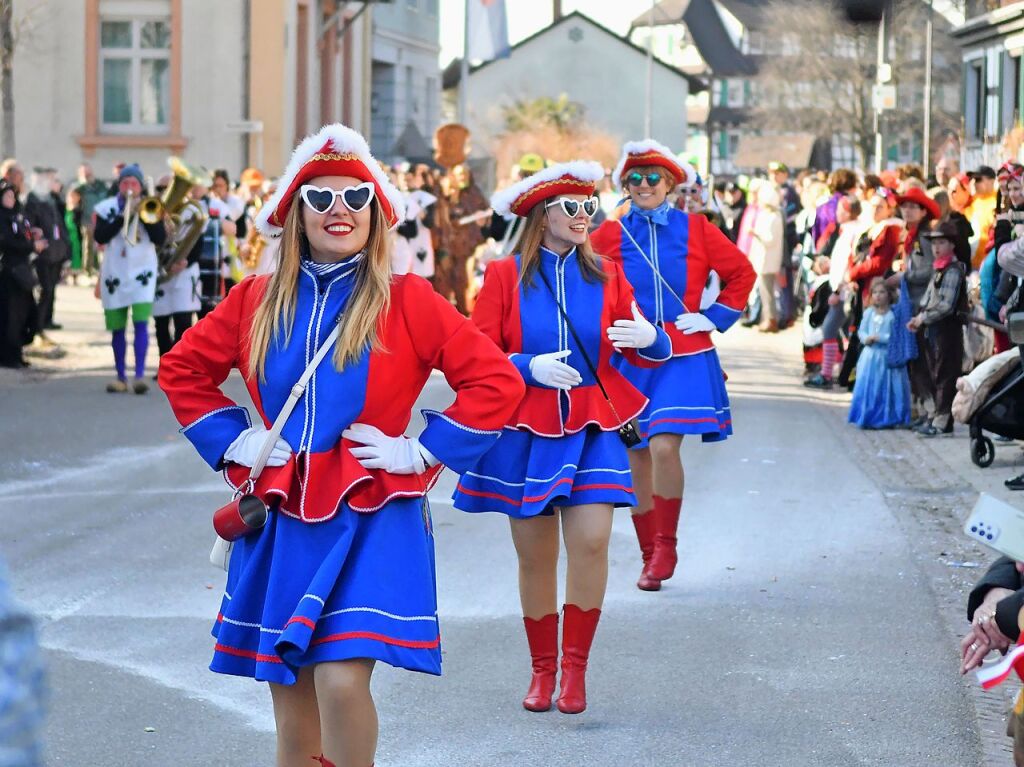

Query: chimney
[[553, 0, 562, 20]]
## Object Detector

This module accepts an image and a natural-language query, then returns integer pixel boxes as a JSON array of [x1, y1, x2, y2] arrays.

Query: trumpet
[[122, 190, 164, 246]]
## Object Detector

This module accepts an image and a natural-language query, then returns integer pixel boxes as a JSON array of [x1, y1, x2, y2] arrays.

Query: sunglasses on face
[[545, 196, 599, 218], [627, 171, 663, 188], [679, 186, 702, 196], [299, 182, 375, 215]]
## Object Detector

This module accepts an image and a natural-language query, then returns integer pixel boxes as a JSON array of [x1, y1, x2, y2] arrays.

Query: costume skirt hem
[[452, 428, 634, 518]]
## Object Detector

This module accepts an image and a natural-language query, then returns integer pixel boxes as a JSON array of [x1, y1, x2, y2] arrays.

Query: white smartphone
[[963, 493, 1024, 561]]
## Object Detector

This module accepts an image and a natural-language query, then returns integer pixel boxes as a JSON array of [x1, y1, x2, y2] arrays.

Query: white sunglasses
[[544, 196, 599, 219], [299, 182, 375, 214]]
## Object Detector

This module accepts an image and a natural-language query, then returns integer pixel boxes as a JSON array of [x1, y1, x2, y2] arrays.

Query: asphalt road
[[0, 299, 981, 766]]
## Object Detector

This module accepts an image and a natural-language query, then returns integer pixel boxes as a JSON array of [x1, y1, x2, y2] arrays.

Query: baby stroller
[[964, 345, 1024, 467]]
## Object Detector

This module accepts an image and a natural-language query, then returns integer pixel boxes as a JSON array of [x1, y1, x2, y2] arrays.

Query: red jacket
[[591, 209, 756, 357], [159, 271, 524, 520], [471, 250, 670, 437], [847, 220, 902, 301]]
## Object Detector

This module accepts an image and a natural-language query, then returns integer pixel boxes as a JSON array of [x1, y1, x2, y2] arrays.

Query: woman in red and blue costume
[[590, 140, 756, 593], [158, 123, 524, 767], [453, 161, 671, 716]]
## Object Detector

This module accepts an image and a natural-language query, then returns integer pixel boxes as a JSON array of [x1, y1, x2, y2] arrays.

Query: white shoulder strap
[[247, 321, 341, 483]]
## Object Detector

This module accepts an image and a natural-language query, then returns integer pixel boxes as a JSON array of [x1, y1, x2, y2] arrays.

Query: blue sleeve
[[180, 405, 252, 470], [703, 302, 743, 332], [508, 352, 537, 384], [636, 324, 672, 362], [857, 309, 871, 343], [418, 409, 502, 474]]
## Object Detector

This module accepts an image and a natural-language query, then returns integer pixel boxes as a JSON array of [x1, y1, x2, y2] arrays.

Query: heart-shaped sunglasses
[[544, 196, 600, 219], [300, 182, 375, 214]]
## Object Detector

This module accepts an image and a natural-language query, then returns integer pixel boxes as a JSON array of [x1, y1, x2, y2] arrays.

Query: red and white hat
[[490, 160, 604, 218], [613, 139, 694, 189], [256, 123, 405, 237]]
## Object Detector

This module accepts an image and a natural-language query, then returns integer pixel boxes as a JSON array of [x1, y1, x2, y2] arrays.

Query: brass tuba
[[157, 156, 212, 281]]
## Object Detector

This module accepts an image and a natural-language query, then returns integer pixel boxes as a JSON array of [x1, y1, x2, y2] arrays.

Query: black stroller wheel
[[971, 437, 995, 468]]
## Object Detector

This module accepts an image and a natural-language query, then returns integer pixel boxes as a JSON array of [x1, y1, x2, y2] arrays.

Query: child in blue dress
[[848, 277, 912, 428]]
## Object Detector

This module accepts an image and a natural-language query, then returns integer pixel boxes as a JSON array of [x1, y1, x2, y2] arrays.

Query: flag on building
[[465, 0, 509, 63]]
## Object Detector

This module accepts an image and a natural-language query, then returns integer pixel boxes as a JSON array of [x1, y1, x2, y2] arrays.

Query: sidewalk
[[0, 280, 162, 387], [777, 328, 1024, 767]]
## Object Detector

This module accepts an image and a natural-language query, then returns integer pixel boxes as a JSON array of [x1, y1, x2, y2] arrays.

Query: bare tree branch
[[749, 0, 961, 168]]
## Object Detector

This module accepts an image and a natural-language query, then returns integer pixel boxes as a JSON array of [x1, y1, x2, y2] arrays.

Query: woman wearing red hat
[[590, 140, 756, 593], [158, 123, 524, 767], [453, 160, 671, 715], [896, 186, 941, 429]]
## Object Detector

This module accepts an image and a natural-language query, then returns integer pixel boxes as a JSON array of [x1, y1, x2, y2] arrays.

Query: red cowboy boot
[[630, 510, 661, 591], [647, 495, 681, 581], [556, 604, 601, 714], [522, 613, 559, 711], [311, 758, 373, 767]]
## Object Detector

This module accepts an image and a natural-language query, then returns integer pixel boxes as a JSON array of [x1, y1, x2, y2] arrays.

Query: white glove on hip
[[224, 426, 292, 468], [342, 423, 438, 475], [700, 271, 721, 310], [528, 349, 583, 390], [674, 312, 716, 334], [607, 301, 657, 350]]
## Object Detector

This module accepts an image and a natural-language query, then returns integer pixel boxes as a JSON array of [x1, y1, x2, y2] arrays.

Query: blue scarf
[[628, 201, 672, 227]]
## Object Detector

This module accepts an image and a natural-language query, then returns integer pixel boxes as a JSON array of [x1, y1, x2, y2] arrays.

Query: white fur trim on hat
[[613, 139, 695, 189], [256, 123, 406, 236], [490, 160, 605, 217]]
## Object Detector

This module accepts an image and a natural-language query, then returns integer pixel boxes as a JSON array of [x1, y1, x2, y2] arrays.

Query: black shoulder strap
[[534, 267, 622, 421]]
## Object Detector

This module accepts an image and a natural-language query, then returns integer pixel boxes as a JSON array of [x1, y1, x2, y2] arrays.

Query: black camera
[[618, 419, 642, 448]]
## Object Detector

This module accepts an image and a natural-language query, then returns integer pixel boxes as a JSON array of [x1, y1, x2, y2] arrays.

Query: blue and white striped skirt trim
[[211, 497, 441, 685], [452, 427, 636, 518]]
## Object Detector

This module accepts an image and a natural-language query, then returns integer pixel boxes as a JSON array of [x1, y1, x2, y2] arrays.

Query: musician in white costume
[[94, 164, 167, 394]]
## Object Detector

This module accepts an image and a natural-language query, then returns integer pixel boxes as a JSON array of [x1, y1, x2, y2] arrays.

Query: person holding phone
[[453, 161, 671, 715], [590, 141, 756, 592], [961, 555, 1022, 677], [158, 123, 524, 767]]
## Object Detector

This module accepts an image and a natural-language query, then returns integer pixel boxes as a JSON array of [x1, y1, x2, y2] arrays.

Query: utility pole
[[553, 0, 562, 20], [923, 0, 933, 170], [459, 0, 469, 123], [644, 0, 654, 138], [873, 2, 888, 173]]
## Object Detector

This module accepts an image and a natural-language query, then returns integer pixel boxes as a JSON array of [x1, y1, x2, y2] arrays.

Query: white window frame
[[727, 78, 744, 107], [99, 15, 171, 134]]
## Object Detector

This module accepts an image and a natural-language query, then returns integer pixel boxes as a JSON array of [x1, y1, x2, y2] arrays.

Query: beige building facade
[[10, 0, 374, 183]]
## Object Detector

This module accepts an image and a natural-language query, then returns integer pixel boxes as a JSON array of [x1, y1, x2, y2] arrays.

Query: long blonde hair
[[517, 203, 607, 287], [247, 198, 392, 381]]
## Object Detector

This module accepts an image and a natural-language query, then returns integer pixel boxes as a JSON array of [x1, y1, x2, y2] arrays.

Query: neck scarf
[[630, 200, 671, 227]]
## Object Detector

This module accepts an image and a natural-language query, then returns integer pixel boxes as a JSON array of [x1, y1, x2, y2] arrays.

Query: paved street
[[0, 283, 1009, 766]]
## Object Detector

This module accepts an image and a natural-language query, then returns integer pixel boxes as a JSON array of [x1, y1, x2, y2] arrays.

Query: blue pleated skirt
[[614, 349, 732, 448], [211, 497, 441, 685], [452, 427, 636, 518]]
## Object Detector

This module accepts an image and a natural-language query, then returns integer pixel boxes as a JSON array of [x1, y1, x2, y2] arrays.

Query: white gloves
[[224, 426, 292, 468], [700, 271, 721, 310], [528, 350, 583, 390], [607, 302, 657, 350], [675, 312, 716, 334], [343, 423, 438, 475]]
